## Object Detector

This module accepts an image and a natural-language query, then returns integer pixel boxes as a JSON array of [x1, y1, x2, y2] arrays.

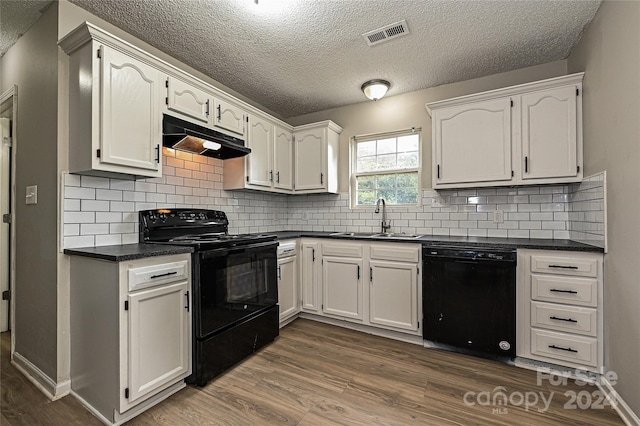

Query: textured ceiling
[[0, 0, 53, 57], [3, 1, 601, 119]]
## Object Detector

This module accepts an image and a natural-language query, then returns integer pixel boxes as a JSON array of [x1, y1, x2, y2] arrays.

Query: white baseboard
[[597, 376, 640, 426], [12, 351, 71, 400]]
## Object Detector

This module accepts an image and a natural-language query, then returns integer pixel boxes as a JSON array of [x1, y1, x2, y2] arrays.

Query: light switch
[[25, 185, 37, 205]]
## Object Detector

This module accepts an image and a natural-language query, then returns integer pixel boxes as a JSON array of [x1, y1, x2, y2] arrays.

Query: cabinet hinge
[[246, 116, 249, 123], [97, 48, 101, 59], [124, 388, 129, 399], [2, 213, 11, 224], [2, 290, 11, 301], [96, 149, 101, 158], [246, 176, 249, 183], [165, 97, 169, 105], [510, 99, 513, 107], [576, 88, 580, 96], [417, 266, 419, 275], [511, 170, 514, 177], [577, 165, 580, 173], [418, 321, 420, 329], [165, 79, 169, 88], [124, 300, 128, 311]]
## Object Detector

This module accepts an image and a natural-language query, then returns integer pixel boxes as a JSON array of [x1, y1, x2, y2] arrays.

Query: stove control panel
[[140, 208, 228, 228]]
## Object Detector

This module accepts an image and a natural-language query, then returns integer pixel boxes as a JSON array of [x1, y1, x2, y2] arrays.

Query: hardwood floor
[[1, 319, 624, 425]]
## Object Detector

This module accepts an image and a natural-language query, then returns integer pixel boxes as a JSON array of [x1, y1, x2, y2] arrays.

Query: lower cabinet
[[278, 250, 299, 323], [301, 238, 421, 336], [69, 253, 192, 424], [517, 249, 603, 373]]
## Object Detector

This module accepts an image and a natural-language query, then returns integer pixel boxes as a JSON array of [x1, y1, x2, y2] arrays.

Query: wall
[[286, 60, 568, 192], [0, 4, 59, 380], [568, 0, 640, 418], [568, 172, 606, 250]]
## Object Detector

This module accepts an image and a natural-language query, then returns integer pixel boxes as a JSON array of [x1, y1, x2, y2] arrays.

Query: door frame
[[0, 86, 17, 356]]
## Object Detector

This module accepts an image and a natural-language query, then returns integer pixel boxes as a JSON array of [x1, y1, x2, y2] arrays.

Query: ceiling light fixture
[[361, 79, 390, 101]]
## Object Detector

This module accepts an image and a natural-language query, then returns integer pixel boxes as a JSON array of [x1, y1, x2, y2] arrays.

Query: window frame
[[349, 128, 422, 209]]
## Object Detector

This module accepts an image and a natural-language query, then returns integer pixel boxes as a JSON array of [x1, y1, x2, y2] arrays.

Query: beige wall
[[568, 0, 640, 417], [286, 60, 568, 193], [0, 4, 59, 380]]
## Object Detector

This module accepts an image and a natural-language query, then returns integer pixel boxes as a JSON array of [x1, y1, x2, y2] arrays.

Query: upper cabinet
[[166, 76, 211, 125], [294, 121, 342, 194], [214, 99, 246, 137], [273, 125, 294, 191], [61, 26, 163, 179], [427, 73, 584, 189]]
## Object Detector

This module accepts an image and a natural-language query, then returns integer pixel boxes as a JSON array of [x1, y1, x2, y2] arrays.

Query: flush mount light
[[361, 79, 390, 101]]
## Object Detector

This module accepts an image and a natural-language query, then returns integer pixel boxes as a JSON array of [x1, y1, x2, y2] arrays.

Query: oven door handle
[[201, 241, 278, 259]]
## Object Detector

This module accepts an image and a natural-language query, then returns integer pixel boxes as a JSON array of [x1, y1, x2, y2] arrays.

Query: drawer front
[[530, 328, 598, 368], [370, 243, 420, 262], [322, 243, 363, 258], [531, 274, 597, 307], [531, 301, 597, 337], [128, 260, 189, 291], [530, 254, 599, 278]]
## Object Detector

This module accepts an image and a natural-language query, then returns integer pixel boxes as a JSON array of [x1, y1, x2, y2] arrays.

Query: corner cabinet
[[294, 121, 342, 194], [60, 24, 163, 179], [427, 73, 583, 189], [69, 253, 192, 424], [517, 249, 603, 373]]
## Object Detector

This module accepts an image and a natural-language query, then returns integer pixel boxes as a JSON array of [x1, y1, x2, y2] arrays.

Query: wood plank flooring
[[1, 319, 624, 425]]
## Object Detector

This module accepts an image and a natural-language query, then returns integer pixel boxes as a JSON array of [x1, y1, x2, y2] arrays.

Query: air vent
[[362, 20, 410, 46]]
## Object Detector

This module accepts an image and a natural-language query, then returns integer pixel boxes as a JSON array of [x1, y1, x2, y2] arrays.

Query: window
[[351, 130, 421, 207]]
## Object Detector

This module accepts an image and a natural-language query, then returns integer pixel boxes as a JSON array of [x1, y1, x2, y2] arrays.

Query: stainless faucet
[[374, 198, 391, 233]]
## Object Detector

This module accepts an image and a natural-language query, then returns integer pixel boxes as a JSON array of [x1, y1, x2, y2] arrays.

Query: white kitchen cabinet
[[517, 249, 603, 373], [165, 76, 211, 125], [300, 240, 321, 313], [521, 85, 579, 181], [223, 117, 295, 193], [60, 26, 163, 179], [432, 97, 512, 185], [214, 98, 246, 137], [278, 242, 299, 324], [69, 253, 192, 424], [321, 242, 364, 320], [294, 121, 342, 193], [427, 73, 583, 189], [274, 125, 294, 191]]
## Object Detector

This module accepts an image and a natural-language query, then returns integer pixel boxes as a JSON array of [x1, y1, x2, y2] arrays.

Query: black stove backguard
[[139, 208, 279, 386]]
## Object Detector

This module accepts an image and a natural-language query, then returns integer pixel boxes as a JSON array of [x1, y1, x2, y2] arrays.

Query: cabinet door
[[433, 97, 512, 185], [278, 255, 299, 322], [100, 46, 161, 172], [369, 260, 419, 332], [301, 242, 320, 312], [214, 98, 246, 136], [294, 128, 326, 190], [274, 126, 294, 190], [322, 256, 363, 320], [247, 115, 273, 187], [166, 76, 211, 125], [126, 281, 190, 406], [521, 86, 578, 180]]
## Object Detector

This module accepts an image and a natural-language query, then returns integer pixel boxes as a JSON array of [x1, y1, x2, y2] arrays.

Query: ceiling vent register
[[362, 20, 410, 46]]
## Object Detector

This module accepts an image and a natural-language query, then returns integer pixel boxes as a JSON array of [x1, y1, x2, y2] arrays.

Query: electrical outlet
[[302, 211, 310, 220], [25, 185, 37, 205], [493, 209, 504, 223]]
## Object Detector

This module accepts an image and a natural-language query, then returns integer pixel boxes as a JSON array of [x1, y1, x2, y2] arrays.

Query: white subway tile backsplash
[[81, 200, 110, 211], [96, 189, 123, 201], [64, 211, 95, 224], [80, 176, 110, 189], [95, 234, 122, 246], [66, 187, 96, 199], [81, 223, 109, 235]]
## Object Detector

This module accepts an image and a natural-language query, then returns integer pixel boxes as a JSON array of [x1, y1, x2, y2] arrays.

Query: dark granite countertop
[[269, 231, 603, 252], [64, 243, 194, 261]]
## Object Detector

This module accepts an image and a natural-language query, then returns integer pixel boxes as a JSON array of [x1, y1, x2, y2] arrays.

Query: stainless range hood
[[163, 114, 250, 159]]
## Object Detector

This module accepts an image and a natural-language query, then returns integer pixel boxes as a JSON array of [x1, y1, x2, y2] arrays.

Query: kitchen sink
[[329, 232, 379, 237], [329, 232, 424, 239], [374, 233, 424, 239]]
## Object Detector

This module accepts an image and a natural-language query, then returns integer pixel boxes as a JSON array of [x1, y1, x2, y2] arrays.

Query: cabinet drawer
[[530, 254, 598, 277], [531, 274, 597, 307], [531, 301, 597, 337], [128, 260, 189, 291], [370, 244, 420, 262], [322, 243, 362, 258], [530, 328, 598, 368]]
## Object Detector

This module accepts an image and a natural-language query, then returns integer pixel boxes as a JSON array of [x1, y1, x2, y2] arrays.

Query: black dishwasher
[[423, 245, 516, 359]]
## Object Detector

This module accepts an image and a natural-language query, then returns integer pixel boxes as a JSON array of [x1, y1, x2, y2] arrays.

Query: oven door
[[196, 241, 278, 338]]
